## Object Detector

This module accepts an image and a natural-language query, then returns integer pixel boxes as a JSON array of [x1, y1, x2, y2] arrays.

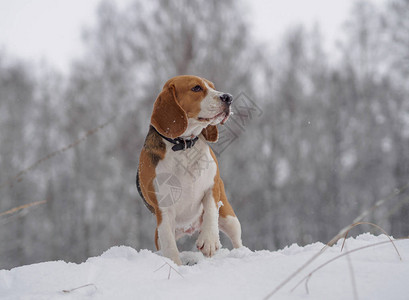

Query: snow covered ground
[[1, 234, 408, 300]]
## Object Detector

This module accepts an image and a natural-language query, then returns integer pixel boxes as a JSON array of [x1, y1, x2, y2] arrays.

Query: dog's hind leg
[[219, 214, 243, 249]]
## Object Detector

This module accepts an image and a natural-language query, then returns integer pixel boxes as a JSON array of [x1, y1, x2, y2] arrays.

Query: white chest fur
[[154, 137, 217, 231]]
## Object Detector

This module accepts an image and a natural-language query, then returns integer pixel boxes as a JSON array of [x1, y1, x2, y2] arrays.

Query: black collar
[[152, 126, 199, 151]]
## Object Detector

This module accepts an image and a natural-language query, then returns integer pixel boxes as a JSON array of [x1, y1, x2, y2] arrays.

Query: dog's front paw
[[196, 231, 221, 257]]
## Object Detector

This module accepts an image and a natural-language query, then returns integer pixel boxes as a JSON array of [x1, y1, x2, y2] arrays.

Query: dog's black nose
[[220, 93, 233, 105]]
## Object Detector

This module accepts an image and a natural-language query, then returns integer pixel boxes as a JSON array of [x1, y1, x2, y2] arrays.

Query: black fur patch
[[144, 126, 166, 165], [136, 172, 155, 214]]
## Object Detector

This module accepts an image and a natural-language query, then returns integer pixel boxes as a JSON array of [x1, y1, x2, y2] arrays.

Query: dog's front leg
[[196, 190, 221, 257], [157, 210, 182, 265]]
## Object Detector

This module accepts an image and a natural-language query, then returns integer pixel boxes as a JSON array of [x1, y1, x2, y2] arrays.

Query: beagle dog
[[136, 75, 243, 265]]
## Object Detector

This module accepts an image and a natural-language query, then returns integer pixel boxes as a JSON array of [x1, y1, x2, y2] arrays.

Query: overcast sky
[[0, 0, 385, 72]]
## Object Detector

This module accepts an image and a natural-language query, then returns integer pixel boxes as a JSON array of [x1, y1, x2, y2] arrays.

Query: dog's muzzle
[[219, 93, 233, 105]]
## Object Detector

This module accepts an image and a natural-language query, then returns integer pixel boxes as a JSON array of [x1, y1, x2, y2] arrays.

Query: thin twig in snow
[[154, 261, 183, 279], [62, 283, 97, 294]]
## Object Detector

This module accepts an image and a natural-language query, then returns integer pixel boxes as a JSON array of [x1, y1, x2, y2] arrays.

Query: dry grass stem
[[264, 184, 408, 299], [341, 221, 401, 260], [0, 200, 46, 218], [154, 261, 183, 279], [0, 116, 116, 190], [290, 238, 407, 294], [62, 283, 97, 294], [344, 244, 359, 300]]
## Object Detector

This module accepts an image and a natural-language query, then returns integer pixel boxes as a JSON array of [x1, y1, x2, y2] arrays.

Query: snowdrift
[[1, 234, 408, 300]]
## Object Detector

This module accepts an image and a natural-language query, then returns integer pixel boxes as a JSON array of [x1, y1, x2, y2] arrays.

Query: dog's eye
[[191, 85, 203, 92]]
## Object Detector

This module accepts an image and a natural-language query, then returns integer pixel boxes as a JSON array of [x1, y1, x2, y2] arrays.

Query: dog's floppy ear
[[151, 83, 188, 139], [201, 125, 218, 142]]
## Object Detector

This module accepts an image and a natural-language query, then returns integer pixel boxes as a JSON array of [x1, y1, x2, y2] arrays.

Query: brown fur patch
[[209, 148, 236, 218], [151, 82, 188, 139], [201, 125, 219, 142], [155, 227, 159, 250]]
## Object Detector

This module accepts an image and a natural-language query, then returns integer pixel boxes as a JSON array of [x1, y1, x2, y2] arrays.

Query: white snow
[[1, 234, 408, 300]]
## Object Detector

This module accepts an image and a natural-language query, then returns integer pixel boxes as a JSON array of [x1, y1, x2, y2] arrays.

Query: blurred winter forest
[[1, 0, 408, 269]]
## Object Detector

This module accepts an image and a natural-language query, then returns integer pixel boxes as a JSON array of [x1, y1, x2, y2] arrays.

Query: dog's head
[[151, 75, 233, 142]]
